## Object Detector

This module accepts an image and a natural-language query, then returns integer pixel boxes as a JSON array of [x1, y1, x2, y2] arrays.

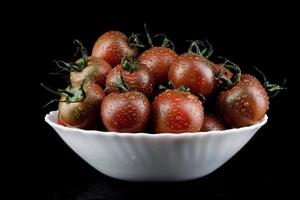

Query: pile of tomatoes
[[44, 27, 284, 133]]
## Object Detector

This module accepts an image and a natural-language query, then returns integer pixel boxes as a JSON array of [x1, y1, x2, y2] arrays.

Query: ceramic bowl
[[45, 111, 267, 182]]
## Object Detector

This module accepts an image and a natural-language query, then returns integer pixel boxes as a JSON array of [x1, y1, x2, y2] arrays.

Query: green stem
[[121, 57, 139, 73], [218, 57, 241, 89], [57, 89, 74, 98], [54, 60, 82, 72], [41, 83, 62, 96], [158, 84, 168, 90], [43, 99, 60, 108], [187, 40, 213, 58], [154, 34, 175, 50], [188, 40, 202, 55], [73, 39, 88, 66], [128, 33, 145, 48], [254, 67, 287, 98], [144, 23, 154, 48], [109, 76, 129, 92]]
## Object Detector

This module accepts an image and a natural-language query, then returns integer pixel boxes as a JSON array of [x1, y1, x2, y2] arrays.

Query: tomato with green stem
[[217, 67, 285, 128], [105, 57, 153, 97], [55, 40, 112, 88], [168, 40, 216, 98], [70, 56, 112, 88], [41, 82, 105, 129], [139, 24, 178, 86], [92, 31, 141, 67], [101, 78, 150, 132]]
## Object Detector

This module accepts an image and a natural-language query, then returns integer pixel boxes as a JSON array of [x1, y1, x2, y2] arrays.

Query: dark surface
[[15, 2, 298, 199]]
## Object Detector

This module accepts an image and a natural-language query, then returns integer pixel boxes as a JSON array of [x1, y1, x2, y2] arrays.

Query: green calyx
[[254, 67, 287, 98], [108, 76, 129, 93], [41, 82, 86, 108], [158, 81, 190, 92], [54, 40, 88, 72], [187, 40, 213, 58], [177, 85, 190, 92], [217, 57, 241, 90], [121, 57, 140, 73], [65, 84, 86, 102]]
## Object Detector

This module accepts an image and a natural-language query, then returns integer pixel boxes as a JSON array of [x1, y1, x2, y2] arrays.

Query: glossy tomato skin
[[168, 53, 215, 98], [92, 31, 137, 67], [217, 74, 269, 128], [105, 65, 123, 93], [101, 91, 150, 132], [139, 47, 177, 86], [70, 56, 112, 88], [121, 65, 153, 97], [152, 89, 204, 133], [58, 83, 105, 129], [201, 113, 226, 131], [105, 64, 153, 97]]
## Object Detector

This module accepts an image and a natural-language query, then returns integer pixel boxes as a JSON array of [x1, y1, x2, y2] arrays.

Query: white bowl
[[45, 111, 268, 182]]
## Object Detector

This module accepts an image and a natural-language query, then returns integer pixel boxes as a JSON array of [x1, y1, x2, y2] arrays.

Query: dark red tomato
[[105, 65, 123, 93], [152, 89, 204, 133], [101, 91, 150, 132], [92, 31, 137, 67], [168, 53, 215, 98], [70, 56, 112, 88], [105, 62, 153, 97], [201, 113, 226, 131], [58, 83, 105, 129], [139, 47, 177, 86], [217, 74, 269, 128]]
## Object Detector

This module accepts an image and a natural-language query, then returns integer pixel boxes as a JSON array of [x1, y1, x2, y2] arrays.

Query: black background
[[11, 1, 298, 199]]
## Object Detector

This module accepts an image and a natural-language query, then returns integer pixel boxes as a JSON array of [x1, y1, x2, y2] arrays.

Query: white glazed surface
[[45, 111, 268, 182]]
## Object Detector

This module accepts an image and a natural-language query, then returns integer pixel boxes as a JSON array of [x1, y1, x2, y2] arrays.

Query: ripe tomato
[[168, 53, 215, 98], [101, 91, 150, 132], [139, 47, 177, 86], [152, 89, 204, 133], [201, 113, 226, 131], [105, 59, 153, 97], [70, 56, 112, 88], [92, 31, 137, 67], [54, 40, 112, 88], [217, 74, 269, 128], [58, 83, 106, 129]]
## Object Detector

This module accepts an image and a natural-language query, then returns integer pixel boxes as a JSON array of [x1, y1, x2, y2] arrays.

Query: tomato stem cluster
[[154, 34, 175, 50], [128, 33, 145, 49], [121, 57, 139, 73], [143, 23, 175, 50], [54, 40, 88, 72], [109, 76, 129, 92], [217, 57, 241, 89], [188, 40, 213, 58], [254, 67, 287, 98], [158, 81, 191, 93], [41, 82, 86, 108]]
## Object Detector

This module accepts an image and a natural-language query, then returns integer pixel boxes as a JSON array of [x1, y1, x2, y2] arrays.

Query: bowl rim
[[45, 111, 268, 138]]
